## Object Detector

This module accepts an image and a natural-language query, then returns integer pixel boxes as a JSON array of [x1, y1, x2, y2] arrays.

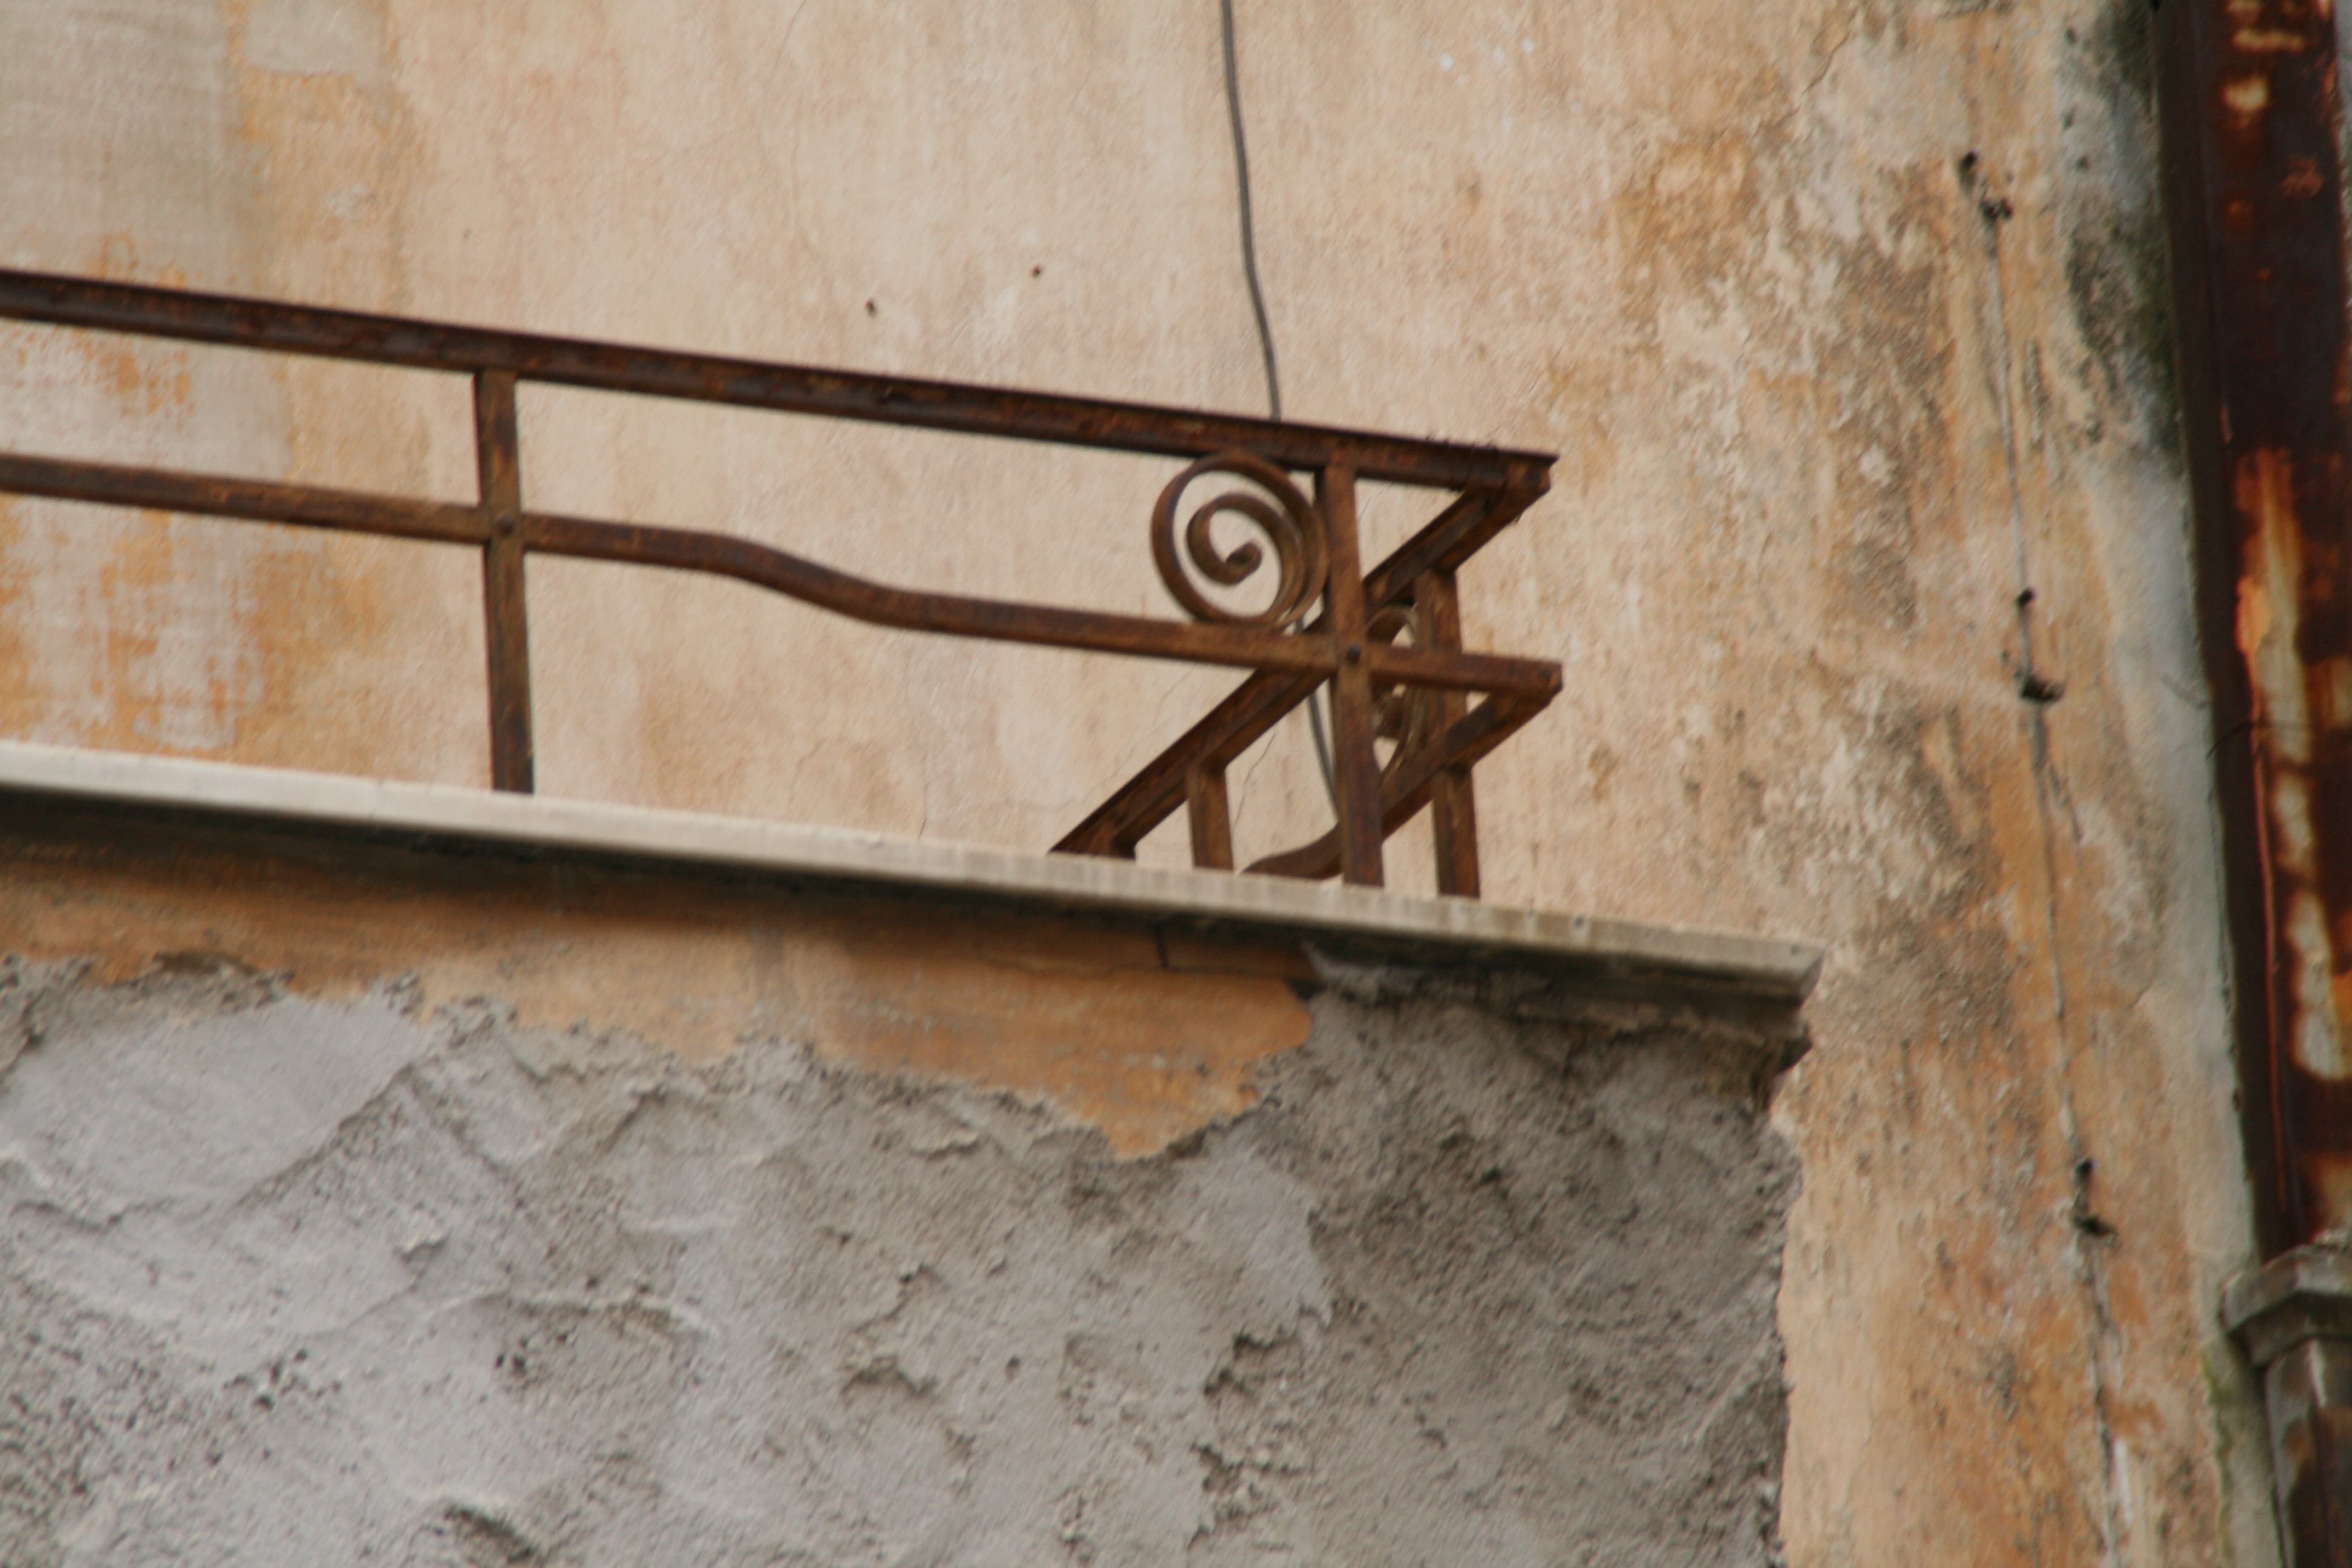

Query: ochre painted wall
[[0, 1, 2270, 1561], [0, 805, 1315, 1158]]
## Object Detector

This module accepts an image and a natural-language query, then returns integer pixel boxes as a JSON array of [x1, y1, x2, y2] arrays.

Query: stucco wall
[[0, 808, 1801, 1566], [0, 0, 2272, 1562]]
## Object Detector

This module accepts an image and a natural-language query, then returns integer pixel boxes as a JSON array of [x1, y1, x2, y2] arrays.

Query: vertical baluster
[[1414, 567, 1480, 896], [474, 370, 534, 792], [1186, 761, 1235, 870], [1318, 460, 1385, 888]]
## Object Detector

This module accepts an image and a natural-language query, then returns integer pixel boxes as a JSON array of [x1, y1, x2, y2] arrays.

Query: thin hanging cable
[[1218, 0, 1282, 419], [1217, 0, 1339, 811]]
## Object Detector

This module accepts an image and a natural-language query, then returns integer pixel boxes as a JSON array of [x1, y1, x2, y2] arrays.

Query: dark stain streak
[[1962, 62, 2142, 1555]]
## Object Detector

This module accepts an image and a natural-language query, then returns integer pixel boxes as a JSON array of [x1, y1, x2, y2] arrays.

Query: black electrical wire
[[1218, 0, 1282, 419], [1217, 0, 1339, 810]]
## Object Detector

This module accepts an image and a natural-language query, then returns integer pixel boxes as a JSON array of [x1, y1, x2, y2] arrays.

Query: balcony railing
[[0, 270, 1558, 895]]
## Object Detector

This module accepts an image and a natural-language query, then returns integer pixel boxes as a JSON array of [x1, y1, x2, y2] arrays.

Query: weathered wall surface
[[0, 800, 1325, 1160], [0, 895, 1798, 1565], [0, 0, 2272, 1563]]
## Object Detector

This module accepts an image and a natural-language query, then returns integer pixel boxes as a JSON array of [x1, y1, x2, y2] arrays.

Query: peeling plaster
[[0, 956, 1796, 1566]]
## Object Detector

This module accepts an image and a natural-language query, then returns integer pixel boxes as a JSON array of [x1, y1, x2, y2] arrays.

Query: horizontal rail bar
[[0, 451, 489, 544], [1051, 486, 1551, 857], [0, 270, 1554, 492], [0, 451, 1557, 692], [523, 511, 1338, 674], [1361, 642, 1555, 695], [528, 513, 1555, 693], [1247, 689, 1552, 881]]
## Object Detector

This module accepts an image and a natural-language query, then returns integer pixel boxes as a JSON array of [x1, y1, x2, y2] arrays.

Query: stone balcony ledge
[[0, 740, 1818, 1010]]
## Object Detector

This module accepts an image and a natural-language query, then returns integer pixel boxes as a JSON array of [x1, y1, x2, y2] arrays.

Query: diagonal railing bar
[[1245, 691, 1546, 883], [0, 269, 1560, 893], [1052, 484, 1544, 872]]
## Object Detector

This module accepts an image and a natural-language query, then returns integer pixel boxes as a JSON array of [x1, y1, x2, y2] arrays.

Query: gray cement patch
[[0, 959, 1796, 1566]]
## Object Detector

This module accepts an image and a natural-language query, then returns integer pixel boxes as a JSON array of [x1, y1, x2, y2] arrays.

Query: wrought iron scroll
[[1151, 451, 1327, 629]]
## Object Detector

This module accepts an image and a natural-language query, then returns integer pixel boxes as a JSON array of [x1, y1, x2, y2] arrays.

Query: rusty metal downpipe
[[2157, 0, 2352, 1557]]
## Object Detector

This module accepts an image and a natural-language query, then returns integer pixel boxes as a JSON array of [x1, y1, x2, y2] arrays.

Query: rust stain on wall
[[1564, 2, 2252, 1558], [0, 212, 480, 784], [69, 335, 191, 420], [103, 0, 493, 791], [0, 808, 1313, 1157]]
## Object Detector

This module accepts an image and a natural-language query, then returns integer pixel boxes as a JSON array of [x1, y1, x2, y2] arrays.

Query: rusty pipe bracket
[[2226, 1242, 2352, 1367], [2222, 1242, 2352, 1567]]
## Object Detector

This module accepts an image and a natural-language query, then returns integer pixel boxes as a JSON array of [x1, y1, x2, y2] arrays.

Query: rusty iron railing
[[0, 269, 1560, 895]]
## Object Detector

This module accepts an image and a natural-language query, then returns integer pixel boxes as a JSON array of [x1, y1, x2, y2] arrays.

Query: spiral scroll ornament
[[1367, 601, 1435, 763], [1151, 451, 1328, 629]]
